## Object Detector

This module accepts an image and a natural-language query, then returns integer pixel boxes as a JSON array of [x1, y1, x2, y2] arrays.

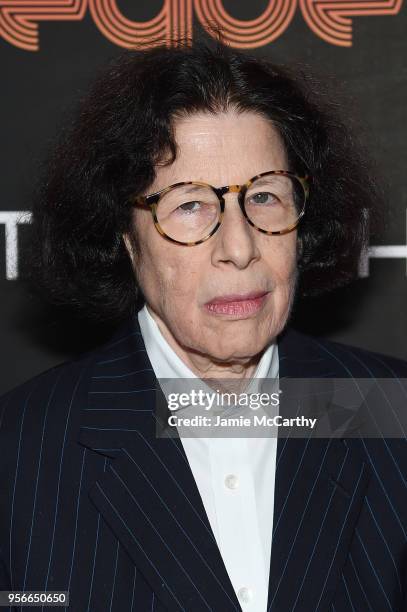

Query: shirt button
[[238, 587, 253, 604], [224, 474, 239, 489]]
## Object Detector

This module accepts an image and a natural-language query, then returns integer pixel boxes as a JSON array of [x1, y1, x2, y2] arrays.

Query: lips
[[203, 290, 270, 317], [205, 290, 268, 305]]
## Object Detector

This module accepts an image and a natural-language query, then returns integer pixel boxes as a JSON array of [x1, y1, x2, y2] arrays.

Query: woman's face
[[124, 110, 299, 376]]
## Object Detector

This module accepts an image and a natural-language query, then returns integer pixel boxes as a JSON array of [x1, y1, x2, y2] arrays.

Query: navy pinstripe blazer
[[1, 316, 407, 612]]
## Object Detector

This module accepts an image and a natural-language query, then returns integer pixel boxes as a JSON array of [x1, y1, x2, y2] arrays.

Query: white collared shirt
[[138, 304, 279, 611]]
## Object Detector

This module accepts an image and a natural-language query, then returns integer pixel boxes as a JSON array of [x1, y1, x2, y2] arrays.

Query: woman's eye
[[177, 200, 201, 213], [249, 192, 276, 205]]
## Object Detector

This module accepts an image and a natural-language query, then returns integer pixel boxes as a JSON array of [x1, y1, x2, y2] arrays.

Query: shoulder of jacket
[[281, 325, 407, 378]]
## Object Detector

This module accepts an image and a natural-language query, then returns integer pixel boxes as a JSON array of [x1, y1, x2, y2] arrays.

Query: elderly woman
[[1, 40, 406, 612]]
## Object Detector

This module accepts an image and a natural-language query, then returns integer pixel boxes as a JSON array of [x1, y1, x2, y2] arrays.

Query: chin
[[212, 340, 265, 361]]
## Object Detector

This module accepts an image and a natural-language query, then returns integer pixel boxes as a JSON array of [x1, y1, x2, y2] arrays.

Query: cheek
[[135, 228, 201, 303], [266, 237, 298, 284]]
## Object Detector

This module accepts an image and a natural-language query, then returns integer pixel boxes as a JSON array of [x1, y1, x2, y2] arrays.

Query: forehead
[[151, 110, 288, 189]]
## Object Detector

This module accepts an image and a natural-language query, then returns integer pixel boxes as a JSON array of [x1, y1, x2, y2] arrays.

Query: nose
[[211, 192, 260, 269]]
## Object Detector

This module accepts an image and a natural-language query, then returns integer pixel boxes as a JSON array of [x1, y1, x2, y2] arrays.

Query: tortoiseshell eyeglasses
[[129, 170, 310, 246]]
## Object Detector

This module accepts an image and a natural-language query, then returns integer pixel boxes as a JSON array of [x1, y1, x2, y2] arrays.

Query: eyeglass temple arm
[[130, 194, 151, 208]]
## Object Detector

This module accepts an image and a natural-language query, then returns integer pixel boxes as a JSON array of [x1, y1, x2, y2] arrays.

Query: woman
[[1, 40, 406, 612]]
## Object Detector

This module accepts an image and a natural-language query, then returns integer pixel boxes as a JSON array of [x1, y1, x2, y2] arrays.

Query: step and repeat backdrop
[[1, 1, 406, 394]]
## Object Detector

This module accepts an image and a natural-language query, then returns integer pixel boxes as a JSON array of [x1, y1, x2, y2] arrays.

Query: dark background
[[1, 1, 406, 395]]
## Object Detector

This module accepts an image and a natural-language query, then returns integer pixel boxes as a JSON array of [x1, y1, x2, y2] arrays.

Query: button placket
[[208, 436, 267, 610]]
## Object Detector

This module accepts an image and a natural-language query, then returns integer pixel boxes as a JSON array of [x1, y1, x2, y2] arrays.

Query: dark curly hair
[[28, 37, 384, 324]]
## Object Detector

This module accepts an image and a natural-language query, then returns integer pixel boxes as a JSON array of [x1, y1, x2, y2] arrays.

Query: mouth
[[203, 291, 270, 318]]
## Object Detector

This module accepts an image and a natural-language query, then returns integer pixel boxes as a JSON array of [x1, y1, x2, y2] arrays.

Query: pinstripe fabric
[[1, 317, 406, 611]]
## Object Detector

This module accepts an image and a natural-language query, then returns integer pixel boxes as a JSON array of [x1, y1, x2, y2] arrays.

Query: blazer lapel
[[267, 328, 370, 612], [77, 317, 241, 611]]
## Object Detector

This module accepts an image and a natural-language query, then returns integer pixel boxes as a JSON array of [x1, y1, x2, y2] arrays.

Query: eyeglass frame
[[129, 170, 310, 246]]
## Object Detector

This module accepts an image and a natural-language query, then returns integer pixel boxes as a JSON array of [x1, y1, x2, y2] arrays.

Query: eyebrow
[[170, 184, 209, 194], [248, 176, 282, 186]]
